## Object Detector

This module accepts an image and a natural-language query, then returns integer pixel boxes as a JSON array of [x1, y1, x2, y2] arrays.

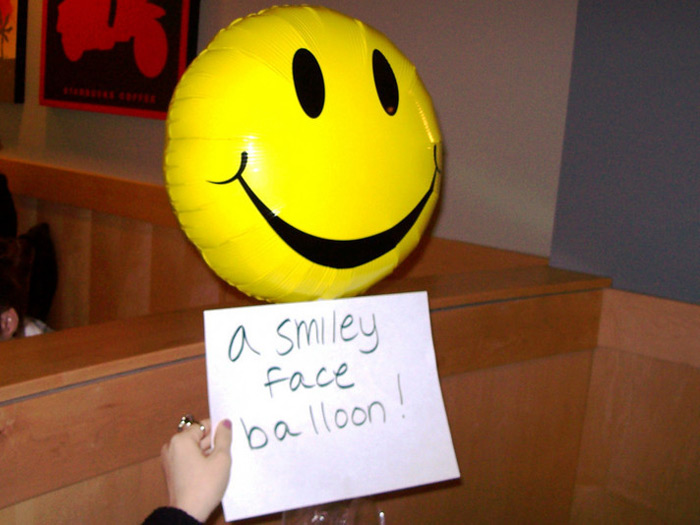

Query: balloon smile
[[208, 146, 440, 269]]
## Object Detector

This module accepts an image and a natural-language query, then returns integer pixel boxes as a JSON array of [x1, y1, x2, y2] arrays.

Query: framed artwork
[[0, 0, 28, 103], [40, 0, 199, 119]]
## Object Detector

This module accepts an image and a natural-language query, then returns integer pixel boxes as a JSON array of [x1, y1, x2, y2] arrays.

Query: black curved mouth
[[208, 146, 440, 269]]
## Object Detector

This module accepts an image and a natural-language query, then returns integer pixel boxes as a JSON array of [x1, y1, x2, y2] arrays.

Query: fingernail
[[223, 419, 232, 429]]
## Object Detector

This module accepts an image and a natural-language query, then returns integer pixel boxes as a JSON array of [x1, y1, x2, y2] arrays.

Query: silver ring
[[178, 414, 206, 434]]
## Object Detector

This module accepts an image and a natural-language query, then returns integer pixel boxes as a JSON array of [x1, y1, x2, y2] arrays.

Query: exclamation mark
[[397, 373, 405, 419]]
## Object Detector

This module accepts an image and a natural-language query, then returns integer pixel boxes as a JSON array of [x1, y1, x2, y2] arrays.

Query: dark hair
[[0, 271, 20, 307], [0, 173, 18, 238]]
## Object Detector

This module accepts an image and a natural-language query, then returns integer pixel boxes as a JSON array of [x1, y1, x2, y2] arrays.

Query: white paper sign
[[205, 291, 460, 521]]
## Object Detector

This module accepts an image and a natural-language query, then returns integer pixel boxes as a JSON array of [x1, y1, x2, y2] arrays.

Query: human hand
[[161, 418, 233, 523]]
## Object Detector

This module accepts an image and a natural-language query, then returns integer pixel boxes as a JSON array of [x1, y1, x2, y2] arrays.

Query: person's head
[[1, 306, 20, 340]]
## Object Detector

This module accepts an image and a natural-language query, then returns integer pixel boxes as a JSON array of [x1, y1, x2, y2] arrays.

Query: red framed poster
[[0, 0, 28, 103], [40, 0, 199, 119]]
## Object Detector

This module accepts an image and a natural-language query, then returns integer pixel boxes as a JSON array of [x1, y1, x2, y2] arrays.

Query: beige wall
[[0, 0, 578, 256]]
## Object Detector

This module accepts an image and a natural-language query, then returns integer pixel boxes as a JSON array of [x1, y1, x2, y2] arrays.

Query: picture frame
[[0, 0, 28, 103], [40, 0, 199, 119]]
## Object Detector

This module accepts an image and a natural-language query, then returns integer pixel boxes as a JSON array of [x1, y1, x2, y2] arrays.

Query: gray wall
[[0, 0, 579, 257], [550, 0, 699, 304]]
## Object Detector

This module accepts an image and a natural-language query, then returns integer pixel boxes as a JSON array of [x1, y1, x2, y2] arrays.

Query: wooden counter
[[0, 157, 614, 522], [0, 245, 609, 523]]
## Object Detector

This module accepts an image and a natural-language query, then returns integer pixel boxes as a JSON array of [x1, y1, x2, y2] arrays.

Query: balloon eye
[[372, 49, 399, 115], [293, 48, 325, 118]]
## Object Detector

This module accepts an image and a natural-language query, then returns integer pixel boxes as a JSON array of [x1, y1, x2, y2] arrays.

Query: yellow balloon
[[164, 5, 442, 302]]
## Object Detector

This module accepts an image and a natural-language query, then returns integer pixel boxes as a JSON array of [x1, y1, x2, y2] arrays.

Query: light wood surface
[[4, 155, 612, 330], [0, 274, 605, 404], [377, 350, 593, 524], [0, 275, 606, 518], [0, 308, 208, 403], [1, 351, 594, 525], [571, 290, 700, 523], [11, 156, 679, 523], [372, 264, 609, 309], [0, 358, 208, 509], [598, 289, 700, 368], [572, 348, 700, 523], [9, 168, 609, 330], [431, 289, 602, 374], [2, 156, 549, 275], [0, 457, 168, 524], [1, 158, 177, 228]]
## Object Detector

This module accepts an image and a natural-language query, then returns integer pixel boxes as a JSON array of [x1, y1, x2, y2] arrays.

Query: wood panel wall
[[12, 192, 242, 329], [6, 289, 695, 525], [1, 286, 603, 524], [3, 158, 552, 331], [571, 290, 700, 524], [9, 158, 696, 523], [0, 155, 613, 523], [1, 355, 595, 525]]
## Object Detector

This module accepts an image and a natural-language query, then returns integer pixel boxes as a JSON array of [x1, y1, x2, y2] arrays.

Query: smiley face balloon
[[165, 5, 442, 302]]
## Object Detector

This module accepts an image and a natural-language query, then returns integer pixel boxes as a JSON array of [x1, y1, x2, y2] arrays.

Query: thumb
[[214, 419, 233, 454]]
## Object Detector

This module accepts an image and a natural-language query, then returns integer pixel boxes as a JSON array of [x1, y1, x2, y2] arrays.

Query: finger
[[201, 419, 227, 455], [178, 421, 207, 446], [198, 419, 213, 451], [199, 419, 212, 441]]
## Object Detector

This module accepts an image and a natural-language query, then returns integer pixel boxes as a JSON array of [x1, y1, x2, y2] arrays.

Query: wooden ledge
[[0, 307, 210, 403], [0, 159, 610, 405], [371, 265, 610, 309], [0, 157, 178, 228], [0, 263, 609, 405]]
